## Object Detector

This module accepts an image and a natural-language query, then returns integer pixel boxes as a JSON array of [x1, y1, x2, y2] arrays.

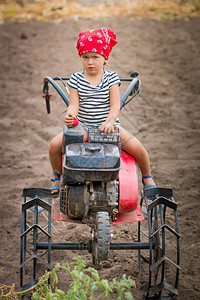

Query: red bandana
[[76, 28, 117, 60]]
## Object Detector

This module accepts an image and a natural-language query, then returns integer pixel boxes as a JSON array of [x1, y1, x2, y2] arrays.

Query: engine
[[60, 124, 121, 226]]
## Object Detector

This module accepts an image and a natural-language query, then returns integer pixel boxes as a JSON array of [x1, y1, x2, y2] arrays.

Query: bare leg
[[49, 132, 63, 175], [49, 132, 63, 195], [117, 126, 155, 186]]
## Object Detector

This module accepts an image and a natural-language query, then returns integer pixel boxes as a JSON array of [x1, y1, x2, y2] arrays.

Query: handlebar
[[43, 77, 70, 114], [43, 73, 141, 114], [120, 78, 141, 109]]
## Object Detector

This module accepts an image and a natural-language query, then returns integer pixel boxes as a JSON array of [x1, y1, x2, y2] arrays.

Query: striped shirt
[[67, 69, 120, 126]]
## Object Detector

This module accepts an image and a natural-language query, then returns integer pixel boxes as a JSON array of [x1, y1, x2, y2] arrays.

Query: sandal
[[50, 170, 61, 198], [142, 175, 157, 191]]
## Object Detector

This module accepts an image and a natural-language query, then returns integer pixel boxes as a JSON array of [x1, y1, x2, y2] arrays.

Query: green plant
[[5, 7, 15, 17], [0, 257, 136, 299]]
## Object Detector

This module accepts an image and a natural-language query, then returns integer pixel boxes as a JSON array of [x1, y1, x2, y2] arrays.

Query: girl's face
[[80, 52, 106, 75]]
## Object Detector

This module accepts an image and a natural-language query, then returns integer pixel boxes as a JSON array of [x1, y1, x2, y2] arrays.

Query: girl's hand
[[64, 113, 76, 127], [99, 122, 114, 133]]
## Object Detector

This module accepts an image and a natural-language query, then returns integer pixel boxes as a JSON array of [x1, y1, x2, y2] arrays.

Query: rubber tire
[[92, 211, 111, 268]]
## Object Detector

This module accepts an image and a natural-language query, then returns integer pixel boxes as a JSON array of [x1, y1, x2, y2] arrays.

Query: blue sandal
[[50, 170, 60, 198], [142, 175, 157, 191]]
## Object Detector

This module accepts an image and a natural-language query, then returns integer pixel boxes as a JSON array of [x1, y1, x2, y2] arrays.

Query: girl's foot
[[142, 175, 156, 190], [50, 170, 61, 197]]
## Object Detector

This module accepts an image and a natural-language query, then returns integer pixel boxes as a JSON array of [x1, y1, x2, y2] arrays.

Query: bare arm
[[64, 87, 79, 127], [99, 83, 120, 133]]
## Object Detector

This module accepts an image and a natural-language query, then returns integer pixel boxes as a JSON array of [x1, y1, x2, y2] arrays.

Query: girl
[[49, 28, 156, 196]]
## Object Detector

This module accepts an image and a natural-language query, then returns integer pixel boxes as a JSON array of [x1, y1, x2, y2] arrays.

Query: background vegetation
[[0, 0, 200, 23]]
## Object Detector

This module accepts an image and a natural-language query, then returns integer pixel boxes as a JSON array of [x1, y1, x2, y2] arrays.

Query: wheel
[[20, 188, 52, 290], [92, 211, 111, 269], [138, 188, 180, 299], [151, 205, 162, 285]]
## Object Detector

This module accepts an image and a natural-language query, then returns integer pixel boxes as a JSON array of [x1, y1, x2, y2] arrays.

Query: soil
[[0, 16, 200, 299]]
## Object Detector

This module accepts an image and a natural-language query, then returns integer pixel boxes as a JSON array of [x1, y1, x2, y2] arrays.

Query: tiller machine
[[20, 73, 180, 299]]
